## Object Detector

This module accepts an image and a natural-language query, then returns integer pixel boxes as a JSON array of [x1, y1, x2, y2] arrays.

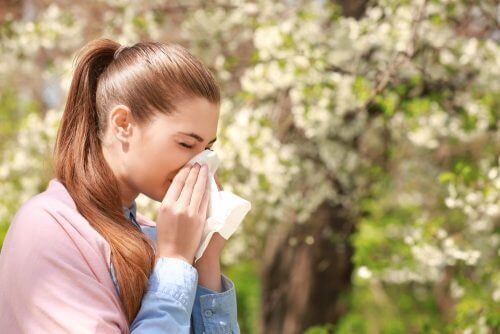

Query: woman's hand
[[155, 163, 210, 265]]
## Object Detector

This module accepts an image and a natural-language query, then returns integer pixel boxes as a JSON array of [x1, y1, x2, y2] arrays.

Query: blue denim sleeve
[[190, 274, 240, 334], [130, 257, 198, 333], [135, 225, 239, 333]]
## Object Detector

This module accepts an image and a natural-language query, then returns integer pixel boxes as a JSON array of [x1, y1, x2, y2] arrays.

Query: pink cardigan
[[0, 178, 156, 332]]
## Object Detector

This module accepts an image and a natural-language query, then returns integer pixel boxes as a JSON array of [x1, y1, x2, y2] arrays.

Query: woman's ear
[[109, 104, 134, 142]]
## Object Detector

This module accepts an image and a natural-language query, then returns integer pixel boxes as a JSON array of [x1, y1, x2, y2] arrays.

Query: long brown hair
[[53, 38, 220, 324]]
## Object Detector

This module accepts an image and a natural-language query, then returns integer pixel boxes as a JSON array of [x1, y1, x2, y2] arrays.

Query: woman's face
[[102, 97, 219, 207]]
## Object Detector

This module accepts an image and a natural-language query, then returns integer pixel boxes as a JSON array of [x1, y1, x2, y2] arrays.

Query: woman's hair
[[53, 38, 220, 323]]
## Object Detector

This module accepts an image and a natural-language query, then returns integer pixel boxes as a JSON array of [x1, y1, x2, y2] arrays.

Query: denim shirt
[[110, 201, 240, 333]]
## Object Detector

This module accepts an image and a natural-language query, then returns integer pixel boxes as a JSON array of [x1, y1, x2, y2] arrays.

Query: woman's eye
[[179, 142, 214, 151], [179, 143, 193, 149]]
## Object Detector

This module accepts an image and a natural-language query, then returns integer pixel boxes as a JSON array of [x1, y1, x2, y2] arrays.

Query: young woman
[[0, 38, 239, 333]]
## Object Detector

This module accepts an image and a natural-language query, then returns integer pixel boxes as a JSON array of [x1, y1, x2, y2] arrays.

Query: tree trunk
[[333, 0, 368, 19], [260, 201, 355, 334]]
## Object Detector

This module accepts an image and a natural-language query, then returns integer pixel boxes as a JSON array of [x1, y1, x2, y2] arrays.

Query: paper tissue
[[186, 149, 252, 262]]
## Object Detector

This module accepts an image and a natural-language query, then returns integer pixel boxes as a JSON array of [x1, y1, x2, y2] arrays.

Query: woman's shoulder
[[10, 179, 93, 234], [11, 178, 79, 221], [3, 196, 79, 262], [4, 178, 112, 264], [9, 187, 70, 234], [2, 196, 92, 275]]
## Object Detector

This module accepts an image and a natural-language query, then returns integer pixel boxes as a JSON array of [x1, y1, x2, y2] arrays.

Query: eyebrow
[[178, 132, 217, 144]]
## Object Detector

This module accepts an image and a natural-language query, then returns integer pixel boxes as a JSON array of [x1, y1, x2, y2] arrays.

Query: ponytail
[[53, 38, 156, 323]]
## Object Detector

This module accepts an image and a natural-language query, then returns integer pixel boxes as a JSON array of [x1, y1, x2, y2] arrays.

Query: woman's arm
[[132, 229, 240, 333], [191, 232, 240, 333], [130, 257, 198, 333], [190, 273, 240, 334], [194, 233, 225, 292]]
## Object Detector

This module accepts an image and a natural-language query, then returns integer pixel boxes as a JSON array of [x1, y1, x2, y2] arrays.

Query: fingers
[[162, 164, 191, 204], [177, 163, 201, 207], [198, 175, 211, 218], [189, 164, 209, 214]]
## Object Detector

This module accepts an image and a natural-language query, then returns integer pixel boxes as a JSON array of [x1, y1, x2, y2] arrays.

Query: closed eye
[[179, 142, 213, 151], [179, 142, 193, 149]]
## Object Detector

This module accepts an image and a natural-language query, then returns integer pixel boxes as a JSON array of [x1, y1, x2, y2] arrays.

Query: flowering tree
[[1, 0, 498, 332]]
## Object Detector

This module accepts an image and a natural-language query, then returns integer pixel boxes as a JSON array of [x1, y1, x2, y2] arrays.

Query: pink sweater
[[0, 178, 157, 332]]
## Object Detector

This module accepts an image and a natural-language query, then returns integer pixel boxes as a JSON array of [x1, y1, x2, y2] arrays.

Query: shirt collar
[[122, 200, 137, 222]]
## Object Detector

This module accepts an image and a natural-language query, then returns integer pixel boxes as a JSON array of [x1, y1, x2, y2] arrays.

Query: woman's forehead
[[172, 97, 219, 119], [149, 97, 219, 137]]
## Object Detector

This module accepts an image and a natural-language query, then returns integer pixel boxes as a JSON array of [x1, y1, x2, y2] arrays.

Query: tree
[[1, 0, 498, 332]]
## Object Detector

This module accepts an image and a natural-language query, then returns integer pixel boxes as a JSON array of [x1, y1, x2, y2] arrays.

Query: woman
[[0, 38, 239, 333]]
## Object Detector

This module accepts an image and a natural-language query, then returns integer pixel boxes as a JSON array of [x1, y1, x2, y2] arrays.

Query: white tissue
[[186, 149, 252, 262]]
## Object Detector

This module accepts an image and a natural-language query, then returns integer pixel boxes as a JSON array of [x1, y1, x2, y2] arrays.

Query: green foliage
[[0, 87, 39, 151], [0, 222, 9, 250], [225, 260, 261, 334], [305, 322, 336, 334]]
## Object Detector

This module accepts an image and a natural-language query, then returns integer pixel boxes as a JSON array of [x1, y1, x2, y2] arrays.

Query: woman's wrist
[[156, 250, 193, 266], [194, 254, 222, 292]]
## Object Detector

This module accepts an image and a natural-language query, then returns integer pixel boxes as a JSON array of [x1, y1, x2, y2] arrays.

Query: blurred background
[[0, 0, 498, 333]]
